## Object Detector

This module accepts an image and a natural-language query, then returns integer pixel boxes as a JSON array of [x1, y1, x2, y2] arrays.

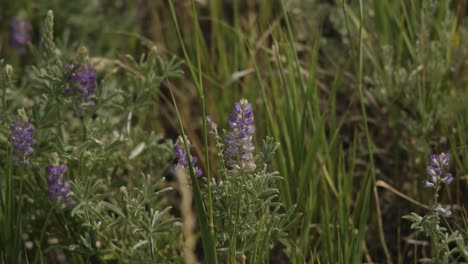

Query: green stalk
[[189, 0, 215, 239], [35, 206, 54, 263], [167, 83, 217, 263], [167, 1, 215, 242], [1, 143, 23, 262], [17, 164, 25, 264], [343, 1, 376, 263]]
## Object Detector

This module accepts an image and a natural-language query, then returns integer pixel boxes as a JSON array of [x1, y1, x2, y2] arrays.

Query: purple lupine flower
[[439, 153, 450, 166], [422, 179, 435, 188], [427, 166, 442, 178], [433, 203, 452, 217], [9, 117, 35, 166], [224, 98, 256, 173], [423, 152, 453, 188], [173, 138, 203, 177], [46, 163, 73, 208], [441, 173, 453, 185], [65, 63, 96, 101], [9, 12, 31, 54], [429, 154, 440, 167]]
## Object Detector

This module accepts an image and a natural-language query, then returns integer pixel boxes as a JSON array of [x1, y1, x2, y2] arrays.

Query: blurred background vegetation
[[1, 0, 467, 262]]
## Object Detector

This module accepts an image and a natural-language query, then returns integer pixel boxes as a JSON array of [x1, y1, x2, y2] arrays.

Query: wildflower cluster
[[423, 152, 453, 216], [9, 109, 35, 166], [2, 8, 183, 263], [403, 152, 463, 263], [173, 137, 203, 177], [46, 162, 73, 208], [424, 153, 453, 187], [224, 98, 256, 173], [9, 11, 31, 54], [65, 62, 96, 101], [206, 100, 295, 262]]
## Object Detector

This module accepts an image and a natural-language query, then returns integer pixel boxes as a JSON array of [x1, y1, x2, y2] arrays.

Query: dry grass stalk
[[175, 168, 198, 264]]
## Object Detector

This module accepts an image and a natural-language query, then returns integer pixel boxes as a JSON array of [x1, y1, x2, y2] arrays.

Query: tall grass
[[162, 0, 468, 262], [162, 0, 376, 262], [0, 145, 24, 263], [0, 0, 467, 262], [167, 1, 218, 263]]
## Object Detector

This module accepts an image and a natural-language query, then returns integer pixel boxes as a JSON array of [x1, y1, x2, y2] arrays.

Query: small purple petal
[[440, 153, 450, 166], [66, 63, 96, 101], [46, 163, 73, 208], [433, 204, 452, 217], [441, 173, 453, 185], [422, 179, 435, 188], [429, 154, 439, 167], [172, 138, 203, 177], [427, 166, 438, 177]]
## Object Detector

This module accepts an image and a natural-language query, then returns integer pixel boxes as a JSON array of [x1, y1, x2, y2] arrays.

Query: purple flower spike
[[224, 98, 256, 173], [173, 138, 203, 177], [66, 63, 96, 101], [9, 12, 31, 54], [424, 152, 454, 187], [173, 144, 188, 166], [424, 153, 455, 217], [45, 163, 73, 208], [9, 117, 35, 166]]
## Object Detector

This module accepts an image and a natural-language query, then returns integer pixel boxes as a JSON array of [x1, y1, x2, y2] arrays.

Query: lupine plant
[[403, 153, 468, 263], [205, 99, 296, 263], [1, 8, 183, 263], [1, 0, 468, 263]]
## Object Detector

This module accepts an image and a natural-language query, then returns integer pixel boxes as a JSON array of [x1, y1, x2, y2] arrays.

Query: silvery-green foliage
[[0, 8, 184, 262], [403, 213, 467, 263], [129, 129, 174, 171], [207, 137, 296, 262], [34, 0, 142, 55], [69, 174, 181, 263], [403, 153, 468, 263], [118, 47, 183, 119], [367, 0, 459, 144]]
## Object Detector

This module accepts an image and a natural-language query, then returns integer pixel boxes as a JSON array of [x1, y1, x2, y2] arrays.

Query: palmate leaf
[[132, 240, 148, 250], [402, 212, 423, 223], [158, 56, 184, 80], [101, 201, 125, 218]]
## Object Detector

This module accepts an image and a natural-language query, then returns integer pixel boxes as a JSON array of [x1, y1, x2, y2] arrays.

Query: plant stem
[[433, 184, 440, 210]]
